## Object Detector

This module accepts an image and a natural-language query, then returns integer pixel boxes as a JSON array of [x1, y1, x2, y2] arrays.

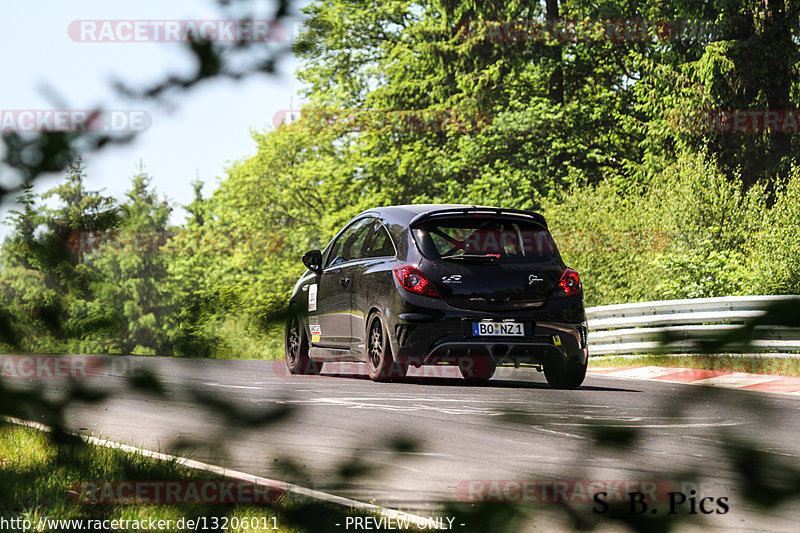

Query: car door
[[314, 217, 373, 352], [349, 219, 397, 352]]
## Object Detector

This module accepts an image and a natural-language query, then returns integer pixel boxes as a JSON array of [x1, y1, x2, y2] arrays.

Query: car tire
[[366, 313, 407, 381], [285, 310, 322, 375], [458, 357, 496, 381], [544, 357, 586, 389]]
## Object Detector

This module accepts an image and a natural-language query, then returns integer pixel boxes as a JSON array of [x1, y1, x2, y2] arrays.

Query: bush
[[745, 166, 800, 294], [542, 152, 780, 306]]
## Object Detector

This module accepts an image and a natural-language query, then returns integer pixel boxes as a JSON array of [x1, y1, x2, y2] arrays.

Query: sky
[[0, 0, 307, 238]]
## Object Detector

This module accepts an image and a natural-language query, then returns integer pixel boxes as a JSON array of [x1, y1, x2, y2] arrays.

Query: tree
[[197, 117, 365, 325], [632, 0, 800, 187], [38, 158, 120, 292], [293, 0, 651, 207], [1, 184, 41, 270], [0, 159, 121, 350], [92, 166, 174, 354]]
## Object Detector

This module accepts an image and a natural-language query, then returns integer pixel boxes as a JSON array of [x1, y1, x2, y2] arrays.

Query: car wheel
[[366, 313, 407, 381], [285, 310, 322, 375], [544, 357, 586, 389], [458, 357, 496, 381]]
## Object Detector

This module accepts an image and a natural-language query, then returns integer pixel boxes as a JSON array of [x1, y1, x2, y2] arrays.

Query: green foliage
[[0, 159, 121, 352], [294, 0, 645, 205], [651, 249, 744, 300], [745, 166, 800, 294], [632, 1, 800, 185], [89, 168, 175, 355], [543, 152, 781, 306], [0, 424, 296, 533], [1, 164, 183, 356], [168, 118, 371, 340]]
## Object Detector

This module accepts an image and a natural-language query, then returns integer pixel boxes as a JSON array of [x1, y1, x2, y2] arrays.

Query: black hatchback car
[[284, 204, 588, 388]]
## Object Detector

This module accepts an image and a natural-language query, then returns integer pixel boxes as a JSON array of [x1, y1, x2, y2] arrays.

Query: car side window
[[326, 218, 373, 267], [363, 221, 396, 258]]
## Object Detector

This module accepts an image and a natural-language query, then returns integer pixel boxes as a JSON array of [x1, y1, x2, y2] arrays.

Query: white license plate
[[472, 321, 525, 336]]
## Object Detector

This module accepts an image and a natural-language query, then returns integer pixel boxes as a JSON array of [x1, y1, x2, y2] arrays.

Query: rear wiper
[[441, 254, 498, 264]]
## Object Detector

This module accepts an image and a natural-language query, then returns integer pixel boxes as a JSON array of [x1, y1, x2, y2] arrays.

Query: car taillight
[[552, 268, 581, 298], [392, 265, 441, 298]]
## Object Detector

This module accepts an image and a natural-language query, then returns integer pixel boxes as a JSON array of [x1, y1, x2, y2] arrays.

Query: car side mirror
[[302, 250, 323, 274]]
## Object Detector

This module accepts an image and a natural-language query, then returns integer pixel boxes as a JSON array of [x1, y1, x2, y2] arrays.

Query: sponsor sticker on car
[[308, 283, 317, 311], [309, 324, 321, 342]]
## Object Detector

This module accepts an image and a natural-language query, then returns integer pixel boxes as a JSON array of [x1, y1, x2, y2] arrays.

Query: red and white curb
[[588, 366, 800, 395]]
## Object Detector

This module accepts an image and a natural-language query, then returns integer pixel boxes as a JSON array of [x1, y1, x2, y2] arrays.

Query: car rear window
[[413, 217, 559, 263]]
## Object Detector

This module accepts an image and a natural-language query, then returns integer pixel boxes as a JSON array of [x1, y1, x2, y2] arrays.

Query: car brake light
[[392, 265, 442, 298], [553, 268, 581, 298]]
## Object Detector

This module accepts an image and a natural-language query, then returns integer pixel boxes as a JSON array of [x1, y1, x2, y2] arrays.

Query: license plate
[[473, 321, 525, 336]]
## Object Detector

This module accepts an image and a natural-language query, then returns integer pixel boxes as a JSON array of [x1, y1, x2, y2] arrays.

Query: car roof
[[362, 204, 470, 221], [358, 204, 547, 228]]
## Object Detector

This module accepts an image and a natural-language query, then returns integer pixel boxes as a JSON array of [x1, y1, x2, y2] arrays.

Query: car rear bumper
[[396, 334, 586, 367], [389, 294, 588, 367]]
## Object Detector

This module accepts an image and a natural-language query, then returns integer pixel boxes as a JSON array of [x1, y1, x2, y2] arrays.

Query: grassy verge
[[589, 354, 800, 377], [0, 424, 414, 533], [205, 315, 284, 360]]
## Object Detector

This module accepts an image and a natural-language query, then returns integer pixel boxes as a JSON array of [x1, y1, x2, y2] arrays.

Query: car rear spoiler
[[409, 206, 548, 229]]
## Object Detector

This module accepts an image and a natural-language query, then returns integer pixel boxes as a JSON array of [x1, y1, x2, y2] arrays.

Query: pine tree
[[38, 157, 119, 291], [2, 184, 42, 270], [0, 159, 121, 350], [93, 165, 174, 354]]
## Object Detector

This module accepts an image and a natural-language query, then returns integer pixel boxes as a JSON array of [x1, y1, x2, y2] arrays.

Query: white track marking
[[293, 397, 504, 416], [594, 366, 681, 379], [690, 373, 784, 387], [201, 382, 262, 390], [551, 421, 744, 429]]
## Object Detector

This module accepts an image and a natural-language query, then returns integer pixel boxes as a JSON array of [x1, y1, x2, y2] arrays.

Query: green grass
[[0, 424, 288, 532], [589, 354, 800, 377], [204, 315, 284, 360], [0, 424, 417, 533]]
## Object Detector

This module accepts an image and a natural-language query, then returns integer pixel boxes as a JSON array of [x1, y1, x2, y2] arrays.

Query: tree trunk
[[762, 0, 793, 181], [546, 0, 564, 105]]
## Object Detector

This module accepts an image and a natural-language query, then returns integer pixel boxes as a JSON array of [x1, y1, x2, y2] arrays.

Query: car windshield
[[413, 217, 559, 263]]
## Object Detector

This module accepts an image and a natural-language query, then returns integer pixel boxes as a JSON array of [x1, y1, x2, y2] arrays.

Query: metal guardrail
[[586, 295, 800, 355]]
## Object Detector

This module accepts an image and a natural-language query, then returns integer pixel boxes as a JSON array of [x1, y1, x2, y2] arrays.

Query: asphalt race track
[[6, 355, 800, 531]]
